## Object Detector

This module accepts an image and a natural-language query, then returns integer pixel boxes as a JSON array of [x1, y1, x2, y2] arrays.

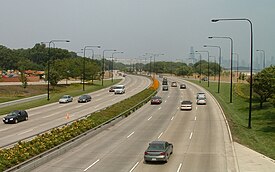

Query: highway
[[0, 75, 151, 147], [31, 77, 237, 172]]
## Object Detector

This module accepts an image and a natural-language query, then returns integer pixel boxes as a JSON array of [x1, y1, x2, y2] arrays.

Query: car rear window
[[148, 144, 165, 151]]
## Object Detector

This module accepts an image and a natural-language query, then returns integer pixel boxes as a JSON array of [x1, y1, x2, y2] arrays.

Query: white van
[[113, 85, 125, 94]]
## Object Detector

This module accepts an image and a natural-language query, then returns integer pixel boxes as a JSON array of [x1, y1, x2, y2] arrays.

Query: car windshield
[[79, 95, 86, 99], [152, 96, 160, 100], [115, 86, 123, 89], [62, 95, 70, 98], [182, 101, 191, 104], [7, 111, 17, 116], [148, 144, 165, 151]]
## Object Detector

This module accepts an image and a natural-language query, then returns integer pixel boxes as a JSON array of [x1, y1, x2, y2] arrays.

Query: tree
[[252, 66, 275, 108]]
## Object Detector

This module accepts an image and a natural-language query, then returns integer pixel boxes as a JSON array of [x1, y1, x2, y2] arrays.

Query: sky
[[1, 0, 275, 68]]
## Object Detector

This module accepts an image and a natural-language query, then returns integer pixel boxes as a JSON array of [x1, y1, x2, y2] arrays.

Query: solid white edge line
[[129, 162, 139, 172], [83, 159, 100, 171], [189, 132, 193, 139], [177, 163, 182, 172], [148, 116, 152, 120], [158, 132, 163, 139], [127, 131, 135, 138]]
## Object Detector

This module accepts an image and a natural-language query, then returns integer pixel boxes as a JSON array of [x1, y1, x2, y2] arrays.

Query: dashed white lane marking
[[194, 116, 197, 121], [171, 116, 174, 120], [127, 131, 135, 138], [129, 162, 139, 172], [83, 159, 100, 171], [18, 128, 34, 135], [42, 113, 59, 118], [158, 132, 163, 139], [177, 163, 183, 172], [189, 132, 193, 139], [0, 128, 9, 132], [158, 107, 162, 110], [148, 116, 152, 121]]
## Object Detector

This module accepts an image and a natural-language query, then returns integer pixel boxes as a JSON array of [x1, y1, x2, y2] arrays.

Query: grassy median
[[189, 80, 275, 160]]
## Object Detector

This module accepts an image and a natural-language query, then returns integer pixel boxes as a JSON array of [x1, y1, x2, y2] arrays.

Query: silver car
[[196, 97, 206, 105], [144, 141, 173, 163], [59, 95, 73, 103]]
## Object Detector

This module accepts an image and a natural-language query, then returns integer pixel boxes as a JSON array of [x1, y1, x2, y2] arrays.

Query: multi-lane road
[[0, 75, 151, 147], [31, 76, 237, 172]]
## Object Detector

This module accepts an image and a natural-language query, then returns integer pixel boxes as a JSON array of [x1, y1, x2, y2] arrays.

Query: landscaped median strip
[[0, 78, 159, 172]]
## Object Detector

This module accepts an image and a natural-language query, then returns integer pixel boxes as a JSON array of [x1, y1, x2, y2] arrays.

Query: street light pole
[[233, 53, 239, 82], [212, 18, 253, 128], [102, 49, 116, 86], [204, 45, 222, 93], [111, 51, 124, 82], [196, 50, 210, 87], [82, 45, 101, 91], [210, 56, 216, 80], [46, 40, 70, 101], [256, 49, 265, 69], [195, 52, 202, 83], [208, 36, 233, 102]]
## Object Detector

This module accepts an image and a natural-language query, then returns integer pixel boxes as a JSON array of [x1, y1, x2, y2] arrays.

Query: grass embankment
[[0, 80, 121, 116], [189, 80, 275, 160], [0, 77, 159, 171]]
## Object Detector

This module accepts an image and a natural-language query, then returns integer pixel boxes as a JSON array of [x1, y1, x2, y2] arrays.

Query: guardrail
[[4, 89, 157, 172]]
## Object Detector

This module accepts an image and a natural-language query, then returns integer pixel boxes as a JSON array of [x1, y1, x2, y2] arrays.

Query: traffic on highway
[[0, 75, 151, 147], [27, 75, 237, 172]]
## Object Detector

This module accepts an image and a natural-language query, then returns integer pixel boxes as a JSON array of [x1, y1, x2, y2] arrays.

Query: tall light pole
[[212, 18, 253, 128], [82, 46, 101, 91], [195, 52, 202, 83], [204, 44, 222, 93], [111, 51, 124, 82], [209, 36, 233, 103], [256, 49, 265, 69], [196, 50, 210, 87], [233, 53, 239, 83], [102, 49, 116, 86], [46, 39, 70, 101], [210, 56, 216, 80]]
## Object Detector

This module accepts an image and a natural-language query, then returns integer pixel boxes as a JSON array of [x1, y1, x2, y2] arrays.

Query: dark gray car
[[78, 94, 92, 103], [144, 141, 173, 163], [3, 110, 28, 124]]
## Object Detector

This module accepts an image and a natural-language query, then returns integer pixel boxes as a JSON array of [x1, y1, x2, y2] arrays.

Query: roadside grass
[[0, 79, 121, 116], [189, 80, 275, 160]]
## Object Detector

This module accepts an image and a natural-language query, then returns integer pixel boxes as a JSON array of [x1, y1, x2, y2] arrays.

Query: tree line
[[1, 44, 274, 107]]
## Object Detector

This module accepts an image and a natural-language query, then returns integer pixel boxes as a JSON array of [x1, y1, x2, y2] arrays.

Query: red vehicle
[[151, 96, 162, 104]]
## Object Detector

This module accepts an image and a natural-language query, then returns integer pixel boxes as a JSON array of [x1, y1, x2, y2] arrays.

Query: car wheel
[[25, 116, 28, 121], [14, 119, 18, 124]]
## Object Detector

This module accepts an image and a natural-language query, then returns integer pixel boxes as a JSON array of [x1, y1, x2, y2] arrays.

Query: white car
[[113, 85, 125, 94], [180, 100, 192, 110], [196, 97, 206, 105]]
